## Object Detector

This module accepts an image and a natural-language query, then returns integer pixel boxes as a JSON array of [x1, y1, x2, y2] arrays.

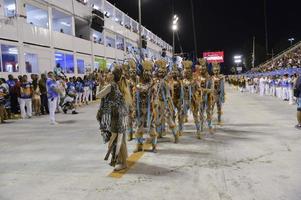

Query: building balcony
[[23, 23, 51, 47]]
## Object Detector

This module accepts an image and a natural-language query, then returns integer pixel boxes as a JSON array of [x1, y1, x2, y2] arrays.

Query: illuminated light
[[172, 24, 178, 31], [6, 4, 16, 11], [60, 22, 71, 27], [234, 59, 242, 63], [234, 55, 242, 59], [93, 5, 100, 10]]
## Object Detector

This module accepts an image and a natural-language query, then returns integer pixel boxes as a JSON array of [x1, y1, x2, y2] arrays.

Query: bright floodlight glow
[[234, 59, 242, 63], [172, 24, 178, 31], [234, 55, 242, 59], [288, 38, 295, 41]]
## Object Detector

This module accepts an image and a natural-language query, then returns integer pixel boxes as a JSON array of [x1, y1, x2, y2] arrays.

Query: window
[[126, 42, 133, 53], [26, 4, 49, 29], [77, 59, 85, 74], [106, 36, 115, 48], [25, 53, 39, 73], [52, 9, 73, 35], [124, 16, 131, 30], [90, 0, 103, 11], [4, 0, 16, 17], [55, 52, 74, 74], [1, 44, 18, 72], [116, 35, 124, 50], [94, 57, 106, 71], [104, 1, 113, 19], [132, 20, 138, 33], [92, 31, 104, 44], [66, 54, 74, 73], [114, 9, 123, 26]]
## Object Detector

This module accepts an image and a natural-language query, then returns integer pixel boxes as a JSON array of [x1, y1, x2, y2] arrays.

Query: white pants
[[83, 87, 89, 103], [289, 88, 294, 104], [84, 88, 93, 102], [276, 87, 282, 99], [48, 97, 58, 123], [259, 85, 265, 96], [76, 93, 83, 105], [282, 87, 289, 100], [20, 98, 32, 119], [270, 86, 275, 97], [265, 85, 270, 96]]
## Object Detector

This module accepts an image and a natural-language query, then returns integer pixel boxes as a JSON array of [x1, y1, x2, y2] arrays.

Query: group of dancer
[[96, 58, 225, 171], [227, 74, 297, 104]]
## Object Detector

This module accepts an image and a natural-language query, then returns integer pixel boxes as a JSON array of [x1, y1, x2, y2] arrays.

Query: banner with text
[[203, 51, 224, 63]]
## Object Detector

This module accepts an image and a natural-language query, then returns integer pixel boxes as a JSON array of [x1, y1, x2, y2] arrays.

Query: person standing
[[75, 77, 84, 106], [259, 76, 265, 96], [46, 72, 60, 125], [97, 66, 132, 171], [6, 75, 18, 116], [32, 74, 41, 116], [282, 74, 290, 101], [294, 75, 301, 129], [19, 75, 33, 119], [0, 79, 8, 123], [39, 74, 49, 115]]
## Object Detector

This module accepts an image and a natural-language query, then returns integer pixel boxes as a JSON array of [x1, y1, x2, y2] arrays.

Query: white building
[[0, 0, 173, 78]]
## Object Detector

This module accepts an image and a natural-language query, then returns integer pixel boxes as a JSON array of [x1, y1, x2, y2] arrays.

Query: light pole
[[138, 0, 143, 62], [172, 15, 179, 57], [288, 38, 295, 46]]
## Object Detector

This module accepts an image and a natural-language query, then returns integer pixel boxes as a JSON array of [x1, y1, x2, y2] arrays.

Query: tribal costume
[[170, 65, 185, 136], [124, 59, 138, 141], [135, 60, 157, 152], [192, 59, 214, 139], [153, 60, 179, 143], [182, 61, 193, 124], [212, 63, 225, 124], [97, 66, 132, 171]]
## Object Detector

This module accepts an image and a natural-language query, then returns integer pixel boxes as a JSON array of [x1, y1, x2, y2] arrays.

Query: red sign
[[203, 51, 224, 63]]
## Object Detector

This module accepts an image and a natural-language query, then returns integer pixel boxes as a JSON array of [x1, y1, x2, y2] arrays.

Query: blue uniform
[[46, 78, 59, 99]]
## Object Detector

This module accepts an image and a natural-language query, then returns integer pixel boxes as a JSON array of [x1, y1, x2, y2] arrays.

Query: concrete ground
[[1, 87, 301, 200]]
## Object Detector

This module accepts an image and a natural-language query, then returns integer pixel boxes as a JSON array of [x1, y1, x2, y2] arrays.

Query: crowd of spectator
[[0, 71, 103, 124], [249, 46, 301, 73]]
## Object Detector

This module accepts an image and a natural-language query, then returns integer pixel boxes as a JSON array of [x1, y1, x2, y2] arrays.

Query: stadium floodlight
[[288, 38, 295, 46], [234, 59, 242, 64], [234, 55, 242, 59], [172, 24, 178, 31]]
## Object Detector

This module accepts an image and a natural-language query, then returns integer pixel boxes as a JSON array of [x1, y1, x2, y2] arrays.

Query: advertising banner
[[203, 51, 224, 63]]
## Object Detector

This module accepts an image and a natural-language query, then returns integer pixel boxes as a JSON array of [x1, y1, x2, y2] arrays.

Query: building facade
[[0, 0, 173, 78]]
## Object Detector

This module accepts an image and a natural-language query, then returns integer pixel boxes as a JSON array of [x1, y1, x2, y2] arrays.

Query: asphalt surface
[[0, 87, 301, 200]]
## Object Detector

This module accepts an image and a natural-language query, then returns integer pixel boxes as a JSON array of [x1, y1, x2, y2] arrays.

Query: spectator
[[39, 74, 49, 115], [32, 74, 41, 116], [294, 75, 301, 129], [46, 72, 60, 125], [75, 77, 84, 106], [0, 79, 9, 123], [19, 75, 33, 119], [6, 74, 18, 115]]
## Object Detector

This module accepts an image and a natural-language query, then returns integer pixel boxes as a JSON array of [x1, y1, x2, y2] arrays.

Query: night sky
[[108, 0, 301, 72]]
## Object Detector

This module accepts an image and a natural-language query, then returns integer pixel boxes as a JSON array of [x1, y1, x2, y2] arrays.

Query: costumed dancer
[[153, 59, 179, 143], [170, 63, 185, 136], [212, 62, 225, 125], [135, 60, 158, 152], [124, 59, 138, 141], [182, 60, 193, 125], [97, 66, 132, 171], [192, 59, 214, 139]]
